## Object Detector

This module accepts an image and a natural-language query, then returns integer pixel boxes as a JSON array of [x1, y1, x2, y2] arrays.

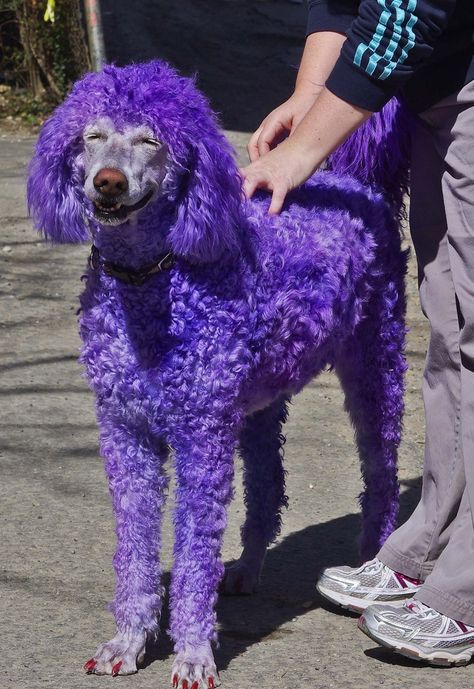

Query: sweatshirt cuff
[[325, 54, 398, 112], [306, 0, 355, 37]]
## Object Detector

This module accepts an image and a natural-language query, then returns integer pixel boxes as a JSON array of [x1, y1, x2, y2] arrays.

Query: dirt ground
[[2, 127, 469, 689], [1, 3, 471, 687]]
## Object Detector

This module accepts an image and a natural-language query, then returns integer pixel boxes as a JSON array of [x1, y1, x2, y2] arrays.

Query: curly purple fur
[[27, 60, 411, 682]]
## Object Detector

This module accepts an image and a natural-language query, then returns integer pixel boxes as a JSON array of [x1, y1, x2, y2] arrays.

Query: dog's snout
[[93, 168, 129, 196]]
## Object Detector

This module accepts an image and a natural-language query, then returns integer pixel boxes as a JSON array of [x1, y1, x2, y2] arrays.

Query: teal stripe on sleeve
[[366, 1, 404, 75], [353, 0, 419, 81], [354, 0, 392, 67], [379, 2, 418, 79]]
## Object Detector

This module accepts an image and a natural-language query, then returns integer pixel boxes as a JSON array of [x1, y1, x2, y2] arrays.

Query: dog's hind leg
[[336, 269, 407, 561], [84, 418, 168, 676], [169, 417, 238, 689], [222, 396, 289, 595]]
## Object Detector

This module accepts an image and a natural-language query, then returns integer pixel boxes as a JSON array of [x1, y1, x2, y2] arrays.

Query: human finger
[[248, 125, 264, 162], [240, 170, 260, 199], [268, 184, 287, 215], [257, 119, 288, 158]]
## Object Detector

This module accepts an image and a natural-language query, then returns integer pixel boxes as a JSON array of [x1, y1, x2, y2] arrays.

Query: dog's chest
[[79, 276, 175, 383], [79, 268, 254, 426]]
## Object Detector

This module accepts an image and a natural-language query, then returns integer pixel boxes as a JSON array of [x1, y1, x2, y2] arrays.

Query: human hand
[[241, 134, 319, 214], [247, 30, 347, 164], [247, 90, 319, 162], [241, 87, 371, 215]]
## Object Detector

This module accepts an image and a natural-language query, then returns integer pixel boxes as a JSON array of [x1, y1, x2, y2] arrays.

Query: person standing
[[241, 0, 474, 665]]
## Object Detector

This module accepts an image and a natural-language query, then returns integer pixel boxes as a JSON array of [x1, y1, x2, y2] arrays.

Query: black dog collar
[[89, 245, 174, 286]]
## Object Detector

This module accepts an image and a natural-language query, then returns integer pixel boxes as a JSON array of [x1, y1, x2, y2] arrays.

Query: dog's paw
[[171, 643, 220, 689], [221, 558, 261, 595], [84, 629, 147, 676]]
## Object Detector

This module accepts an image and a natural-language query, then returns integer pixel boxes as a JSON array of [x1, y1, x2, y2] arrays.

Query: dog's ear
[[168, 133, 242, 263], [27, 114, 88, 243]]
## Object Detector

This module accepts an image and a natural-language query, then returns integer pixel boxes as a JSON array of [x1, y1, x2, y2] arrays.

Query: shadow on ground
[[143, 477, 422, 671]]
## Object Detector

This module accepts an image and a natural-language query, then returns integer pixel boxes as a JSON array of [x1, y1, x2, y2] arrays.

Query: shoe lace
[[403, 600, 437, 620], [362, 558, 382, 574]]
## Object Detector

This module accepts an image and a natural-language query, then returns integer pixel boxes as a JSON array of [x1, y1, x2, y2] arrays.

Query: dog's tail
[[326, 97, 413, 218]]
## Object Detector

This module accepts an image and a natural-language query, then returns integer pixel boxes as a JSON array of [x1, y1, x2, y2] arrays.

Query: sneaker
[[359, 599, 474, 666], [316, 558, 422, 613]]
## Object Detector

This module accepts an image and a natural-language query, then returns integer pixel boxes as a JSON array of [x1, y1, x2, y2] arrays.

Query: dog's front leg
[[169, 418, 237, 689], [84, 417, 169, 676]]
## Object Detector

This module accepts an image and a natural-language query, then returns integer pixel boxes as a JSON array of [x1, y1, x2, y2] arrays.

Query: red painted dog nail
[[182, 681, 189, 689], [208, 678, 215, 689], [112, 660, 123, 676], [84, 659, 97, 672], [173, 675, 179, 688], [191, 682, 199, 689]]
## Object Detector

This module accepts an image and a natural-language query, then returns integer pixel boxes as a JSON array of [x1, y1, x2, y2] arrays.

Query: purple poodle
[[27, 60, 410, 687]]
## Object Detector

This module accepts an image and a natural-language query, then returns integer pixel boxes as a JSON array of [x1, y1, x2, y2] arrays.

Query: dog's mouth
[[92, 189, 154, 224]]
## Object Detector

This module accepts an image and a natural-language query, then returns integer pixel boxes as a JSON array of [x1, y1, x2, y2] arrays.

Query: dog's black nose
[[93, 168, 128, 196]]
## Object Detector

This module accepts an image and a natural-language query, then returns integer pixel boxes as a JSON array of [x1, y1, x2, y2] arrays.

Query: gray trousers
[[378, 80, 474, 625]]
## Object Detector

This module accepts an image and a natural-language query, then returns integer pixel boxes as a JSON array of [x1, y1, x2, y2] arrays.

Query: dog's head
[[27, 61, 242, 262]]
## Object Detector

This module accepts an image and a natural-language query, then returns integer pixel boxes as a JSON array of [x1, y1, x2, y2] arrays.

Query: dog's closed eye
[[134, 137, 162, 148], [85, 132, 107, 142]]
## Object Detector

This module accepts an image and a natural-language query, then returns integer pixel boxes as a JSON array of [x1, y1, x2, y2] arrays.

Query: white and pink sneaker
[[316, 558, 422, 613], [359, 599, 474, 666]]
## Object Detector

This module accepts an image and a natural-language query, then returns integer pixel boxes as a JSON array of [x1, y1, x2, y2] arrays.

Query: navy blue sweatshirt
[[306, 0, 474, 112]]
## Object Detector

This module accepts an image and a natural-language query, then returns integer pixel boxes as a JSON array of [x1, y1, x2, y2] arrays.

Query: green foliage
[[0, 85, 56, 127], [0, 1, 22, 11], [44, 0, 55, 22], [0, 0, 90, 102]]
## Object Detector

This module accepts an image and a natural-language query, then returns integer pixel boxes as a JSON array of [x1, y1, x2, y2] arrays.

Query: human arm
[[325, 0, 458, 111], [248, 31, 347, 161], [243, 0, 459, 212], [242, 86, 371, 214]]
